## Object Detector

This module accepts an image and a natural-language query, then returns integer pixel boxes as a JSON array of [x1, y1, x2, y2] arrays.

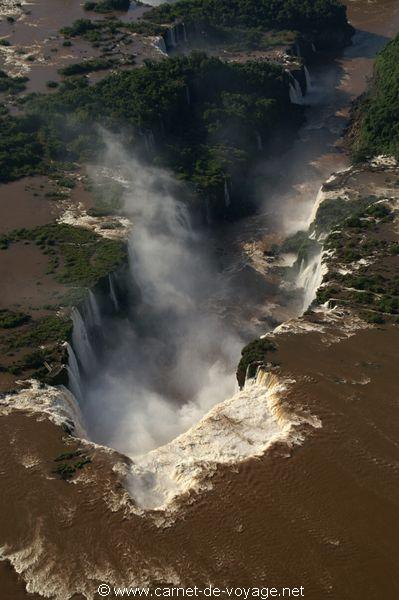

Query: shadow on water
[[346, 29, 391, 59]]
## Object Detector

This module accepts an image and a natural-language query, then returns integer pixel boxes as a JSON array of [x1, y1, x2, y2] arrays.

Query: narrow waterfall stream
[[67, 2, 399, 500]]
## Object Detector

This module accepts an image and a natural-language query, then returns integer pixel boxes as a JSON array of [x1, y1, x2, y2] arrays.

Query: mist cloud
[[79, 135, 243, 457]]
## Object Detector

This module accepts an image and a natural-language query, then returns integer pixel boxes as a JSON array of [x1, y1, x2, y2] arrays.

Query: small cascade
[[166, 25, 178, 48], [182, 22, 188, 43], [224, 178, 231, 208], [185, 85, 191, 105], [65, 342, 83, 402], [71, 308, 97, 375], [87, 290, 102, 328], [307, 185, 325, 229], [109, 273, 119, 312], [289, 75, 304, 105], [159, 117, 165, 135], [312, 42, 317, 52], [172, 25, 178, 46], [256, 131, 263, 151], [205, 199, 212, 225], [143, 130, 156, 154], [154, 36, 168, 56], [304, 66, 313, 94], [297, 251, 325, 311]]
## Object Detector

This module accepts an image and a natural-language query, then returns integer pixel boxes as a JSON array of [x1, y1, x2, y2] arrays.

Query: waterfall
[[182, 23, 188, 43], [154, 36, 167, 56], [224, 178, 231, 207], [185, 85, 191, 105], [65, 342, 83, 402], [304, 66, 313, 94], [289, 82, 302, 105], [71, 308, 97, 374], [297, 252, 325, 311], [166, 25, 178, 48], [312, 42, 317, 53], [289, 75, 303, 105], [143, 130, 155, 154], [87, 290, 102, 328], [109, 273, 119, 312], [307, 185, 325, 228], [205, 199, 212, 224], [256, 131, 263, 151]]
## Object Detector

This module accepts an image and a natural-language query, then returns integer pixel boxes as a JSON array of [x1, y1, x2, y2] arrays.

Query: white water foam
[[0, 381, 87, 438], [128, 370, 321, 511]]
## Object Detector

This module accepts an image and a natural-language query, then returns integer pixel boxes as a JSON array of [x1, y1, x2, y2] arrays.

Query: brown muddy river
[[1, 1, 399, 599]]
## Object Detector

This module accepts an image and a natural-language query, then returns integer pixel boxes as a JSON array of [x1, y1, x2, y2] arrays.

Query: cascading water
[[304, 66, 313, 93], [166, 26, 178, 49], [297, 252, 325, 311], [289, 76, 304, 105], [71, 140, 243, 458], [88, 289, 102, 328], [143, 130, 156, 154], [65, 342, 83, 402], [185, 85, 191, 105], [256, 131, 263, 151], [154, 36, 168, 56], [205, 199, 212, 225], [109, 273, 119, 312], [182, 23, 188, 43], [71, 307, 97, 375], [224, 178, 231, 207]]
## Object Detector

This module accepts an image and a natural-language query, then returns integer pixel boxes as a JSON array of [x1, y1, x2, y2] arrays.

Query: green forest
[[351, 34, 399, 160], [0, 54, 302, 214], [145, 0, 349, 34]]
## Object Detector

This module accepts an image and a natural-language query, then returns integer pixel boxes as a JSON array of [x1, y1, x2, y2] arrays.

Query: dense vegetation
[[53, 451, 92, 479], [0, 310, 30, 329], [0, 70, 28, 94], [60, 17, 162, 41], [58, 58, 115, 76], [2, 54, 301, 214], [0, 112, 44, 182], [0, 223, 126, 381], [351, 34, 399, 160], [84, 0, 130, 12], [145, 0, 350, 34], [315, 201, 399, 324], [236, 337, 276, 387], [0, 224, 127, 289]]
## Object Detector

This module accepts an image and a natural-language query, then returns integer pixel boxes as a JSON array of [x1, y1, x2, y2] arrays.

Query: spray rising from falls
[[70, 138, 243, 459]]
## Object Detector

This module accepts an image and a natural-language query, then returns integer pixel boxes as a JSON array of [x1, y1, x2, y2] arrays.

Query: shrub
[[93, 0, 130, 12], [236, 338, 276, 388], [0, 310, 30, 328], [83, 1, 97, 9], [364, 313, 385, 325], [58, 58, 113, 76]]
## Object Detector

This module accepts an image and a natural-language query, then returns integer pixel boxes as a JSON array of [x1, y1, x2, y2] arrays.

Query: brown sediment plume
[[1, 1, 399, 597], [1, 157, 399, 598], [0, 314, 398, 599]]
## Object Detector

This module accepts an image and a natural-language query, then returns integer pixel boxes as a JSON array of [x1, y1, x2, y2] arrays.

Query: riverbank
[[1, 0, 399, 598]]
